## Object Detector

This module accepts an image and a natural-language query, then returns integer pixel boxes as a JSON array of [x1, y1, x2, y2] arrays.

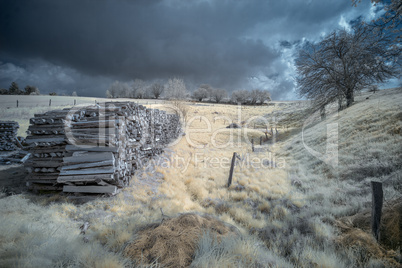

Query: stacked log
[[25, 102, 181, 194], [0, 121, 19, 151], [25, 109, 85, 191]]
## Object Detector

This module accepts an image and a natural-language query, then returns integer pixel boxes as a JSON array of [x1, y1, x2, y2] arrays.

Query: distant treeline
[[0, 81, 79, 96], [106, 78, 272, 105], [0, 82, 41, 95]]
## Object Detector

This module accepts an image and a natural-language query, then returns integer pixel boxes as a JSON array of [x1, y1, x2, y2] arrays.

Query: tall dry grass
[[0, 89, 400, 267]]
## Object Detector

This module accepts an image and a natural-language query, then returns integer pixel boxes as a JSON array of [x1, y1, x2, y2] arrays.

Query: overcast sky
[[0, 0, 381, 100]]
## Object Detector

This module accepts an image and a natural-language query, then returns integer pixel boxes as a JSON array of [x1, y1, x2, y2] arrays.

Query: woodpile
[[0, 121, 19, 151], [25, 102, 181, 194]]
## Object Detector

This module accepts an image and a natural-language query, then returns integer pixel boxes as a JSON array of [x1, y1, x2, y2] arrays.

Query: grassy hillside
[[0, 89, 400, 267]]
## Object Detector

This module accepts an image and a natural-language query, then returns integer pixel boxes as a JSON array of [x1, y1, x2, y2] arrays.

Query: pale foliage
[[107, 80, 131, 98], [151, 83, 164, 99], [164, 77, 188, 100], [210, 88, 227, 103], [230, 89, 249, 104], [192, 87, 209, 101], [131, 79, 146, 99], [231, 89, 270, 104]]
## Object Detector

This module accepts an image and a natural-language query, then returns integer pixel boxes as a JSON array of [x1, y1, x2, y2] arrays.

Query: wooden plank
[[26, 179, 58, 184], [26, 175, 59, 181], [31, 146, 67, 153], [20, 153, 31, 163], [71, 134, 117, 140], [63, 152, 114, 164], [61, 160, 114, 170], [63, 185, 118, 194], [71, 120, 118, 129], [95, 179, 113, 186], [30, 172, 60, 177], [25, 136, 65, 144], [67, 138, 118, 146], [26, 160, 63, 167], [28, 124, 65, 129], [57, 174, 114, 183], [65, 145, 118, 153], [30, 185, 63, 191], [70, 128, 116, 134], [59, 166, 115, 176]]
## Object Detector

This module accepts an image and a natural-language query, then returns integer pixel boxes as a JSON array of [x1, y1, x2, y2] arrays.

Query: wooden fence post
[[16, 100, 19, 108], [74, 99, 76, 106], [371, 181, 383, 242], [227, 152, 237, 187], [49, 99, 51, 107]]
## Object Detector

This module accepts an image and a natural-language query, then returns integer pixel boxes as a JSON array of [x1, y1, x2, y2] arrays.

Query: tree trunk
[[320, 105, 326, 120], [346, 89, 354, 107], [338, 91, 345, 111]]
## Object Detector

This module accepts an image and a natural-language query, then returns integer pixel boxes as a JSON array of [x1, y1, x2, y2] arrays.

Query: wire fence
[[0, 97, 95, 108], [0, 96, 167, 109]]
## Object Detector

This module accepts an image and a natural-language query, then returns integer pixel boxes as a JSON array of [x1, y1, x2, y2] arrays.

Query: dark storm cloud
[[0, 0, 373, 99]]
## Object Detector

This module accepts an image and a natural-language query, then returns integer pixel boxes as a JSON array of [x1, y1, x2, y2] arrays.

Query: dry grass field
[[0, 89, 401, 267]]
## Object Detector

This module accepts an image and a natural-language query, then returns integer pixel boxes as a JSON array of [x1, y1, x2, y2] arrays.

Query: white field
[[0, 89, 401, 267]]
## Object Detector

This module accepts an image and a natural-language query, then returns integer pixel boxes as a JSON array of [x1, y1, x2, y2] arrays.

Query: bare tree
[[192, 87, 209, 101], [136, 87, 146, 99], [211, 88, 227, 103], [130, 79, 145, 98], [198, 84, 213, 97], [151, 83, 164, 99], [296, 23, 400, 109], [170, 100, 189, 123], [249, 89, 259, 104], [353, 0, 401, 43], [231, 90, 249, 104], [107, 81, 130, 98], [368, 85, 379, 93], [106, 89, 113, 98], [256, 89, 271, 104], [107, 81, 120, 98], [165, 78, 188, 100]]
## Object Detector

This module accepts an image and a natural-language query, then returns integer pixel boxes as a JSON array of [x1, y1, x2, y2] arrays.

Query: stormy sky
[[0, 0, 378, 99]]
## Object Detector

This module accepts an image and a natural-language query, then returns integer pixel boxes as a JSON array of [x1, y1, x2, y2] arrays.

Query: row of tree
[[296, 0, 401, 112], [0, 82, 80, 96], [0, 82, 40, 95], [106, 78, 271, 104]]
